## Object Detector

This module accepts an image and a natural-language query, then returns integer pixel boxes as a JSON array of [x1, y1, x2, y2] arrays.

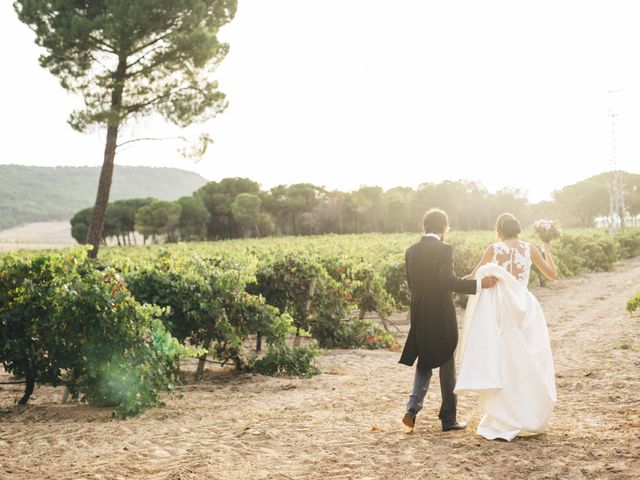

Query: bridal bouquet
[[533, 219, 562, 243]]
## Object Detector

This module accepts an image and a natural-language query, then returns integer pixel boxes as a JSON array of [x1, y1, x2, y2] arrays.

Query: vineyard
[[1, 228, 640, 417]]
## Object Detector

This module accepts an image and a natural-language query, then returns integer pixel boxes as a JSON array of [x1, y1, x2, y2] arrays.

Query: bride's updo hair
[[496, 213, 522, 240]]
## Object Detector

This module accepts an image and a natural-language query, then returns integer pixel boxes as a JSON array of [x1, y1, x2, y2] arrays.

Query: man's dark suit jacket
[[399, 235, 478, 371]]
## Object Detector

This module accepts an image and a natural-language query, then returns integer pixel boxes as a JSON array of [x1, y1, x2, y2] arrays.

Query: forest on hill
[[69, 171, 640, 245], [0, 165, 208, 230]]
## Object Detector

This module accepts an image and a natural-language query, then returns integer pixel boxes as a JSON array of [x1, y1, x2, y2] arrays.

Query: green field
[[100, 227, 640, 284]]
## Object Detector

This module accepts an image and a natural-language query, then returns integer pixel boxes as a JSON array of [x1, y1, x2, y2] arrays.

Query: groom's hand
[[481, 276, 498, 289]]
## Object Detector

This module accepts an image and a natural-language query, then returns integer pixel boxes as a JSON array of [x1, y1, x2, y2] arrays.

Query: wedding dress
[[454, 242, 557, 441]]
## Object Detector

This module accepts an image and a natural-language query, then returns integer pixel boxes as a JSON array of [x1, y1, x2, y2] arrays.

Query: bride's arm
[[463, 246, 494, 280], [531, 242, 558, 280]]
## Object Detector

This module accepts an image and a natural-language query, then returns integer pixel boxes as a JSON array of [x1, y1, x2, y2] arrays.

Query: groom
[[399, 208, 497, 432]]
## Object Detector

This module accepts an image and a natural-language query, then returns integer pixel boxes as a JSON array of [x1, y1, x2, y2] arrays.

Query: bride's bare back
[[470, 238, 558, 285], [492, 240, 532, 286]]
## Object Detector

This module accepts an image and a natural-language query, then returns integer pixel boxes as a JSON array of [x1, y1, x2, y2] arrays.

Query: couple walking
[[399, 209, 558, 441]]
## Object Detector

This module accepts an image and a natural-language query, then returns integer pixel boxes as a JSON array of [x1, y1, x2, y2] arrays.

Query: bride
[[454, 213, 559, 441]]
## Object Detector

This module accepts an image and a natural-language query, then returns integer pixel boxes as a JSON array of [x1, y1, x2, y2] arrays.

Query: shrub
[[322, 255, 395, 320], [251, 342, 321, 377], [627, 292, 640, 315], [312, 317, 396, 349], [0, 249, 187, 416], [124, 253, 226, 345], [615, 229, 640, 259], [251, 252, 353, 345], [251, 252, 327, 335], [580, 236, 619, 272], [125, 250, 296, 371], [74, 304, 186, 417], [384, 259, 411, 308]]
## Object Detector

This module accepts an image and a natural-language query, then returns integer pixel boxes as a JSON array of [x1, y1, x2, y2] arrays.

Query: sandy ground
[[1, 258, 639, 480]]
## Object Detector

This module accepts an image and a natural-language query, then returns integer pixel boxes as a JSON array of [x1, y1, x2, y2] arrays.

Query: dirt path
[[1, 258, 639, 480]]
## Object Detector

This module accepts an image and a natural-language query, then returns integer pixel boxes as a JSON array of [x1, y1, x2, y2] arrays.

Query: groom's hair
[[423, 208, 449, 234]]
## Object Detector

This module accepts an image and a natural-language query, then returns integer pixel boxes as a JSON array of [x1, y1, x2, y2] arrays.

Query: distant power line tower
[[608, 89, 626, 233]]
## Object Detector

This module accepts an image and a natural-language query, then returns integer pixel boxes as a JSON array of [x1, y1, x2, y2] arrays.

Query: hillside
[[0, 165, 208, 230]]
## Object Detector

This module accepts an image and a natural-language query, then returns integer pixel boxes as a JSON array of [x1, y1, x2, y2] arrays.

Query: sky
[[1, 0, 640, 202]]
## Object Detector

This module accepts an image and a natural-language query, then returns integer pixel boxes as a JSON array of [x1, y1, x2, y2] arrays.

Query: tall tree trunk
[[86, 57, 128, 258]]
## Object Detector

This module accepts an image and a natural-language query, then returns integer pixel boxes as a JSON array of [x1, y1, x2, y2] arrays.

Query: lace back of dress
[[492, 241, 532, 287]]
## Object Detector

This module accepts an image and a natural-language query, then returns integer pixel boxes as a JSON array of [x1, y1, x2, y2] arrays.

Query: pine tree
[[15, 0, 237, 256]]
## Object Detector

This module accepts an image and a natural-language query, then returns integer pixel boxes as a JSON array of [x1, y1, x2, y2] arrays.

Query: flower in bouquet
[[533, 219, 562, 243]]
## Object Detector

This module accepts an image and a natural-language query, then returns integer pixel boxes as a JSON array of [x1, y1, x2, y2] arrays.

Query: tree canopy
[[15, 0, 237, 132]]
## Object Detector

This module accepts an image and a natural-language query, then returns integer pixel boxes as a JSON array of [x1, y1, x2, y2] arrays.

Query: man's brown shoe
[[402, 410, 417, 433]]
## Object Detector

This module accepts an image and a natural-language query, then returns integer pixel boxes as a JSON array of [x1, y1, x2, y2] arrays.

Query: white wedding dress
[[454, 242, 557, 441]]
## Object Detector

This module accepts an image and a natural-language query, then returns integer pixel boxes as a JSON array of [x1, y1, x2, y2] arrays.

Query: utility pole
[[607, 89, 626, 233]]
